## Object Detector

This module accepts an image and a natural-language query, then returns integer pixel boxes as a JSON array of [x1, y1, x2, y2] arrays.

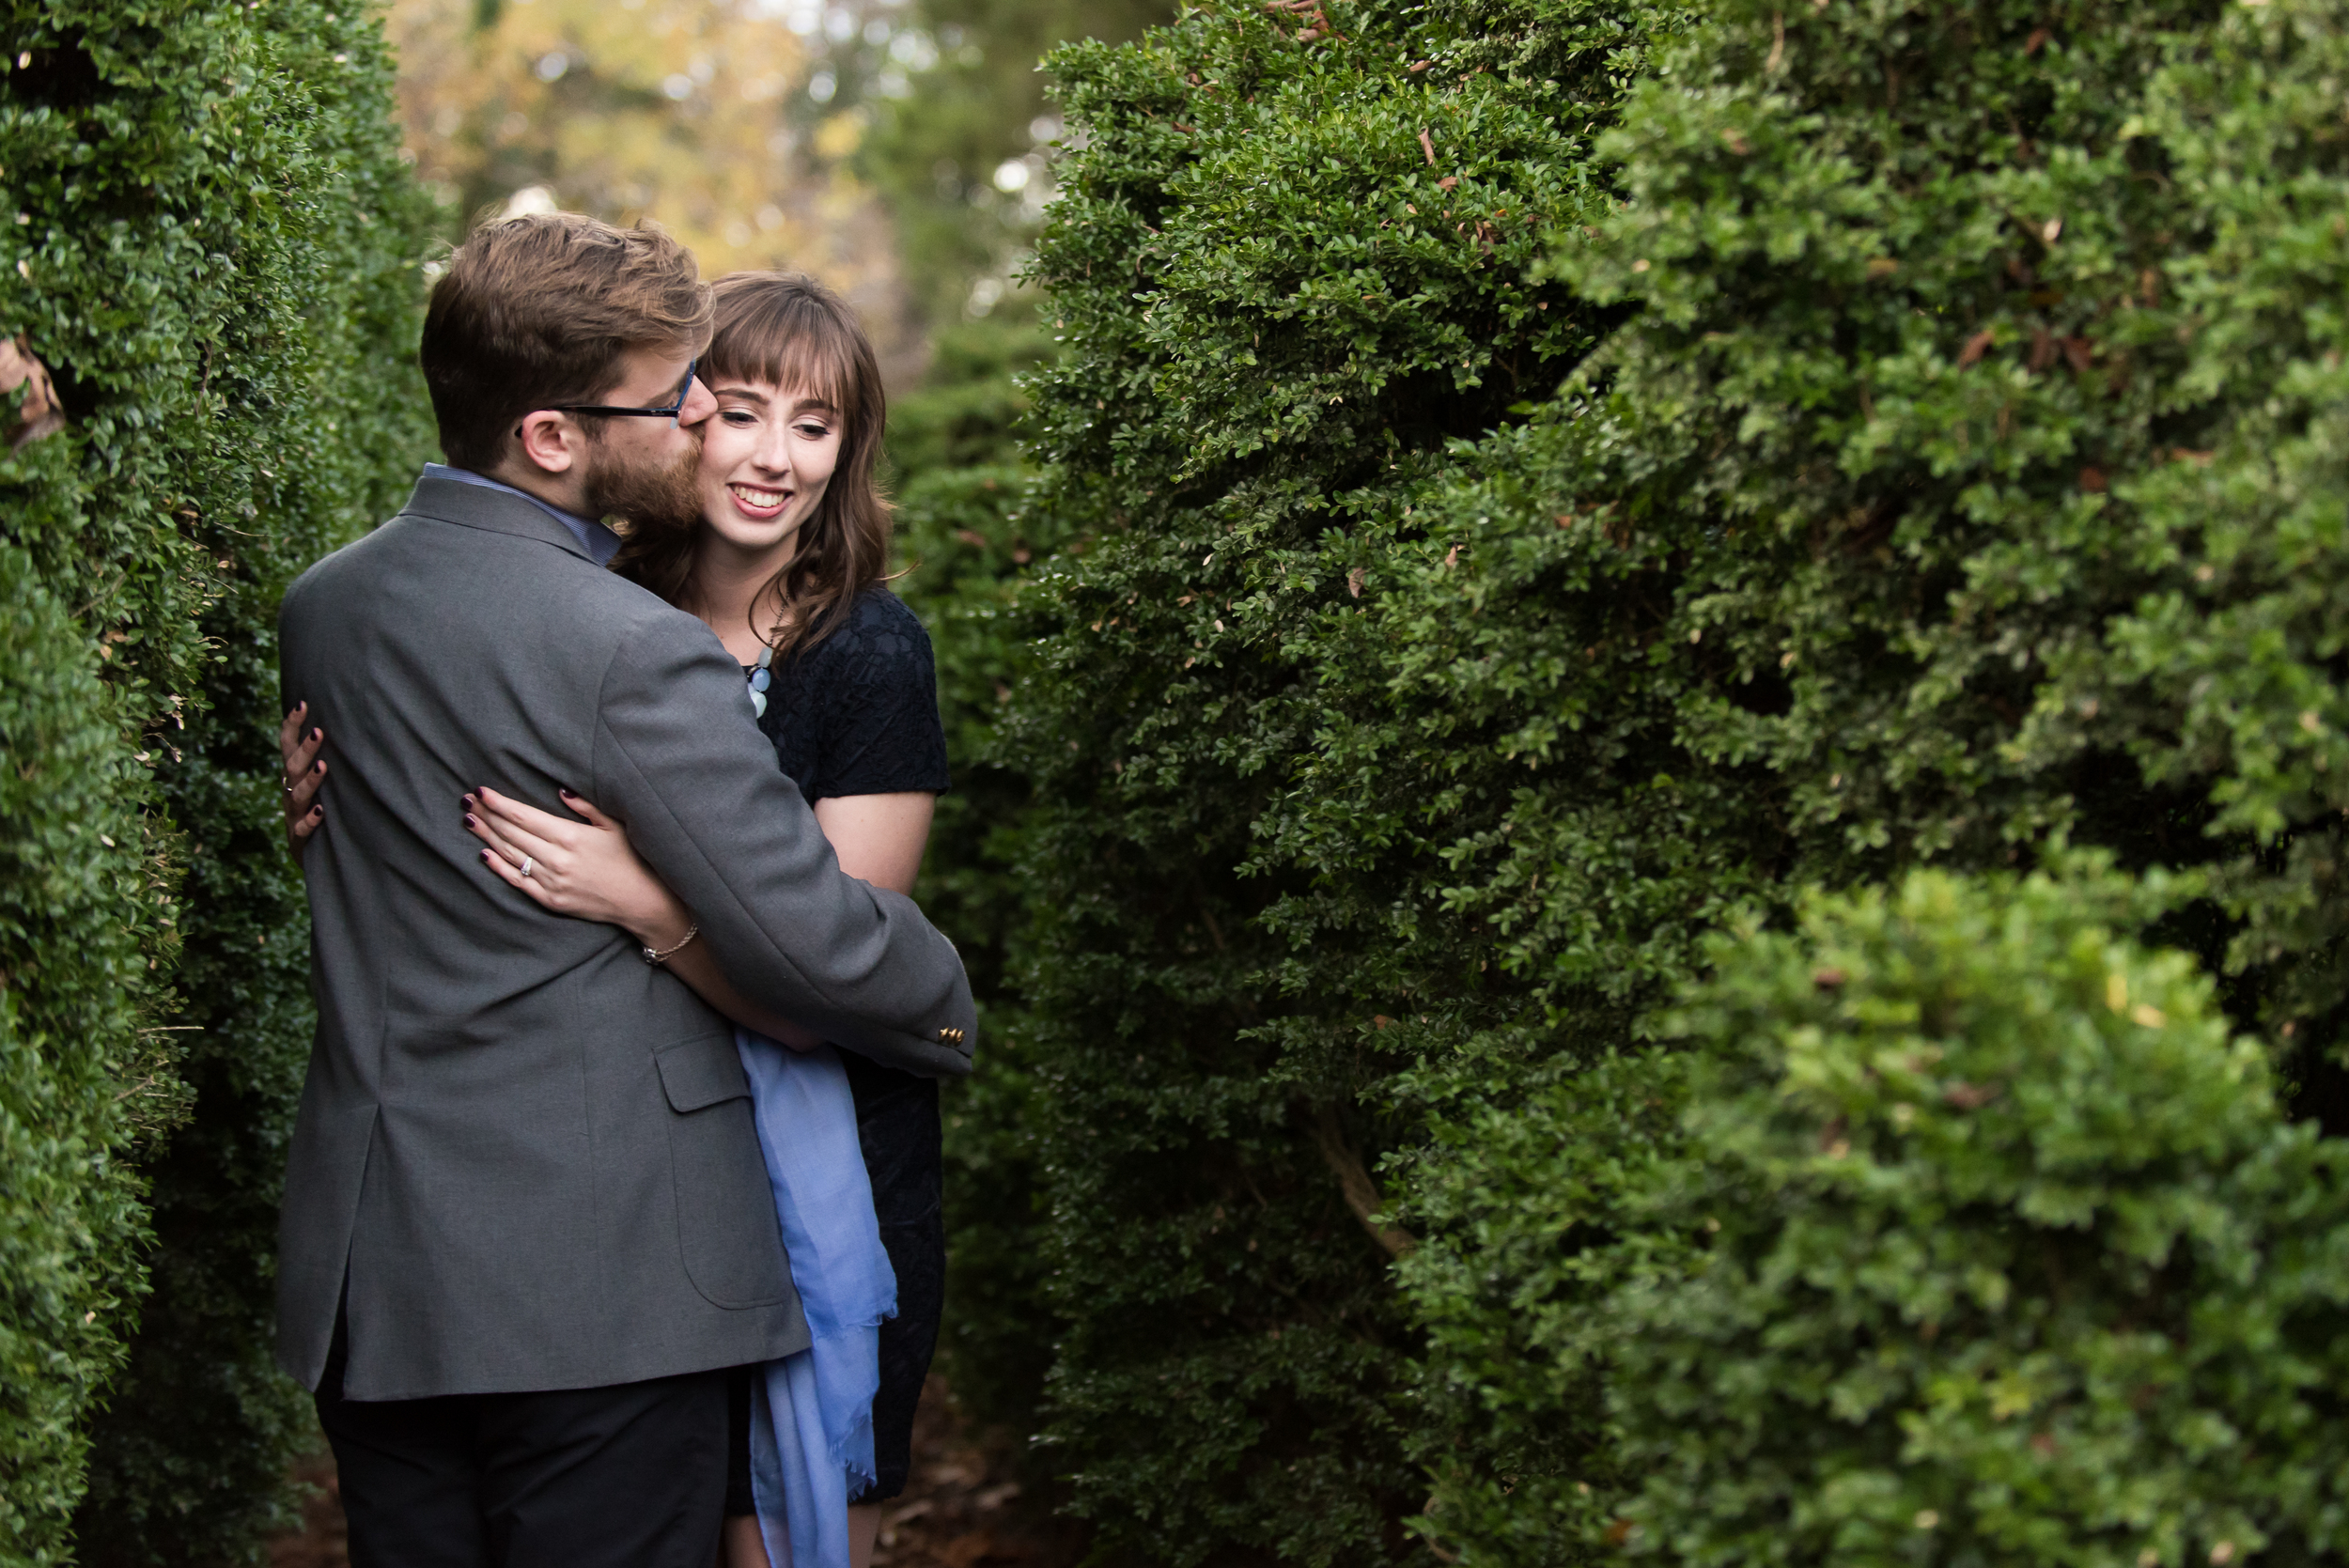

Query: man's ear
[[513, 410, 582, 475]]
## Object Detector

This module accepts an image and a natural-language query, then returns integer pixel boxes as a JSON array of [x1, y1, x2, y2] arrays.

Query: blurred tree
[[860, 0, 1166, 329], [386, 0, 917, 363], [750, 0, 1169, 332]]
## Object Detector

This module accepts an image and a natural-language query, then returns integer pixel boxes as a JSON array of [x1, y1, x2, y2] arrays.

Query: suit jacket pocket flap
[[656, 1032, 750, 1112]]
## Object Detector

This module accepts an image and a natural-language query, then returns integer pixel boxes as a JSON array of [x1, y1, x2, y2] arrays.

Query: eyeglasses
[[548, 359, 699, 421]]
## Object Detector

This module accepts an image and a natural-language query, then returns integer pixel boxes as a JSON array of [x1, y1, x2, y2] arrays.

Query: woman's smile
[[728, 481, 791, 520]]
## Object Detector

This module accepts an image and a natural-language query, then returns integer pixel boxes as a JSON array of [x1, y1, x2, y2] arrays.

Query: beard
[[581, 431, 703, 539]]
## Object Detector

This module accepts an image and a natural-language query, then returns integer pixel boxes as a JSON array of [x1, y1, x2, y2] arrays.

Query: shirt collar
[[423, 463, 622, 567]]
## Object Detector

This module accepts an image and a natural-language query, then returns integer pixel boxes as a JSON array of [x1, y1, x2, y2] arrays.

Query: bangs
[[702, 278, 860, 415]]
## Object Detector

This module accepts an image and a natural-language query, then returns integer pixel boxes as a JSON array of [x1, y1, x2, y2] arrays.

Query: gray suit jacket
[[274, 475, 975, 1402]]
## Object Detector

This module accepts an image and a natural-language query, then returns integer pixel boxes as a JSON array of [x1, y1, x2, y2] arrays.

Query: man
[[272, 212, 975, 1564]]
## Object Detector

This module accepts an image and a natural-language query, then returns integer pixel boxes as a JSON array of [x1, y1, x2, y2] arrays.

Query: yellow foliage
[[388, 0, 905, 320]]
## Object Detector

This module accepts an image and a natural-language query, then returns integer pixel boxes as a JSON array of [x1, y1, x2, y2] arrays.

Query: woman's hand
[[466, 785, 821, 1053], [279, 701, 326, 862], [464, 786, 694, 950]]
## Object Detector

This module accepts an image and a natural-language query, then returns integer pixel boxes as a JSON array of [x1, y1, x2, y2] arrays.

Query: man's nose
[[677, 377, 719, 428]]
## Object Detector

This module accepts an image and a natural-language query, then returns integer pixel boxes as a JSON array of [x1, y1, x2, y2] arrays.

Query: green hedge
[[1384, 1, 2349, 1554], [923, 0, 2349, 1560], [941, 0, 1673, 1557], [1616, 865, 2349, 1568], [0, 536, 161, 1564], [887, 318, 1079, 1437], [0, 0, 434, 1560]]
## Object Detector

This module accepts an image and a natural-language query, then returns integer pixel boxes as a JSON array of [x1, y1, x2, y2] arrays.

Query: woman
[[281, 272, 949, 1568]]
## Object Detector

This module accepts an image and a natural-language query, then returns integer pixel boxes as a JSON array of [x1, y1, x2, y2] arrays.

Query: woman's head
[[613, 272, 891, 658]]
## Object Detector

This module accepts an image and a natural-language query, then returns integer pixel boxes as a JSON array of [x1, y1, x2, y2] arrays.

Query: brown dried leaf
[[938, 1531, 1000, 1568], [0, 334, 64, 450]]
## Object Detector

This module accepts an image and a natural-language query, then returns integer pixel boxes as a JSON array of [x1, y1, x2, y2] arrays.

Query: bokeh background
[[383, 0, 1162, 380]]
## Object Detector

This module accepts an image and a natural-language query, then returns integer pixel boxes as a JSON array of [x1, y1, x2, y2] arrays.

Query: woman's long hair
[[612, 272, 892, 662]]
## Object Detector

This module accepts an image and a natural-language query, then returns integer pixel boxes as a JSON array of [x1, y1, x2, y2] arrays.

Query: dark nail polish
[[310, 728, 322, 742], [465, 814, 478, 828]]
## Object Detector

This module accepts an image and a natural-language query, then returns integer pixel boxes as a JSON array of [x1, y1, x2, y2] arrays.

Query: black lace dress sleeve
[[751, 586, 950, 802]]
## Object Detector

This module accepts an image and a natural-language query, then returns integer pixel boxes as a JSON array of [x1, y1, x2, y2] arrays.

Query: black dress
[[725, 587, 952, 1512]]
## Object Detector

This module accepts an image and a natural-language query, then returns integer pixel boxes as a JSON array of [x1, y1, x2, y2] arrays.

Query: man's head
[[420, 213, 716, 521]]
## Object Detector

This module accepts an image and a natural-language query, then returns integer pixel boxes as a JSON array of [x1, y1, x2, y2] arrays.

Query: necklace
[[746, 643, 775, 718]]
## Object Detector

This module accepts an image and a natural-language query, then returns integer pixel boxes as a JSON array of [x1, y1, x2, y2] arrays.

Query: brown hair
[[612, 272, 893, 662], [421, 212, 711, 472]]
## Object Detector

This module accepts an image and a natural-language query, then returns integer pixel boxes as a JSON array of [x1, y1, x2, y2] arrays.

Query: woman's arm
[[656, 793, 931, 1046], [811, 792, 935, 897], [464, 786, 935, 1047], [465, 787, 818, 1047]]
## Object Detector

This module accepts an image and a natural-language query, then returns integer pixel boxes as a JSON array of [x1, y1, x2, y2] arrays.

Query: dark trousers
[[317, 1321, 731, 1568]]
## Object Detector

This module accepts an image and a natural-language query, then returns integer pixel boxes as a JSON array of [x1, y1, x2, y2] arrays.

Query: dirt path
[[266, 1377, 1081, 1568]]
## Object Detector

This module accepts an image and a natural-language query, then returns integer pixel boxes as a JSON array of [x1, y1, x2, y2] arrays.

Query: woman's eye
[[793, 422, 832, 439]]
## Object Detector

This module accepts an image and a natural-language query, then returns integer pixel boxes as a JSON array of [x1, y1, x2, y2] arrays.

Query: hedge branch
[[1307, 1101, 1416, 1258]]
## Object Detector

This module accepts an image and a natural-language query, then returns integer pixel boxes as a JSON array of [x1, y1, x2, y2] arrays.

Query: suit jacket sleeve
[[590, 609, 975, 1077]]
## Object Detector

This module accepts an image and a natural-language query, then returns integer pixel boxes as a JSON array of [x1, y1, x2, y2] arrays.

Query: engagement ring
[[520, 856, 534, 878]]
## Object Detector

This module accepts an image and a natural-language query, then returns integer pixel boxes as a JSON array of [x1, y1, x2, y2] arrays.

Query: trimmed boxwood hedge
[[950, 0, 1674, 1557], [0, 0, 433, 1560], [922, 0, 2349, 1560], [1608, 864, 2349, 1568]]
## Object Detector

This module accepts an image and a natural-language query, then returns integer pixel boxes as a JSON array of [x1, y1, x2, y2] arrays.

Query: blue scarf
[[735, 1033, 896, 1568]]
